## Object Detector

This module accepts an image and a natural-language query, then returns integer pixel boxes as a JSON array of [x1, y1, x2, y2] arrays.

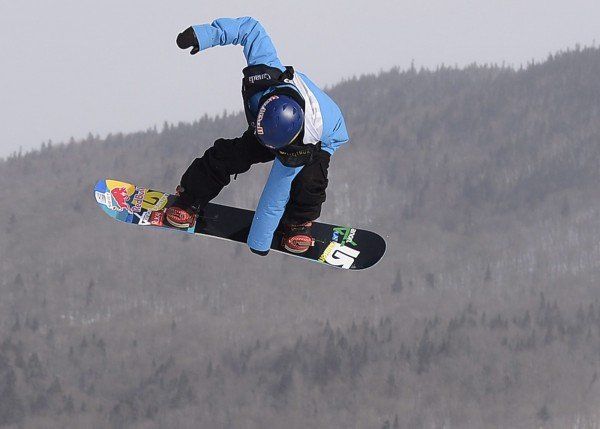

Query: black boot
[[281, 221, 314, 254], [165, 186, 201, 229]]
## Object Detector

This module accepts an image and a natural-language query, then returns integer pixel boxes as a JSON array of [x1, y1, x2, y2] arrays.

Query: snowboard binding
[[165, 185, 201, 229], [281, 221, 315, 254]]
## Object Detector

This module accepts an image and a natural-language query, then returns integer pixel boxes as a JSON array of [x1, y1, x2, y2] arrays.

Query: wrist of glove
[[176, 27, 200, 55], [275, 142, 320, 167], [250, 247, 269, 256]]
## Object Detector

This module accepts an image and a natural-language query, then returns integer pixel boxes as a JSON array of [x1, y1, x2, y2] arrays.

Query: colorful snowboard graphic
[[94, 179, 386, 270]]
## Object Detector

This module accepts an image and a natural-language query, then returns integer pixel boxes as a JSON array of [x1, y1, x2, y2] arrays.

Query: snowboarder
[[168, 17, 349, 255]]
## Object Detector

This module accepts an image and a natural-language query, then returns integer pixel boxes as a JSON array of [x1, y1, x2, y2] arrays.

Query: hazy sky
[[1, 0, 599, 157]]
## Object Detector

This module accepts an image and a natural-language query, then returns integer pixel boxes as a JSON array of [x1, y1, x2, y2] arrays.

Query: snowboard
[[94, 179, 386, 270]]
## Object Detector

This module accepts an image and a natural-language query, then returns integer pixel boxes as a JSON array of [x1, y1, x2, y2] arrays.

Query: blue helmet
[[255, 95, 304, 149]]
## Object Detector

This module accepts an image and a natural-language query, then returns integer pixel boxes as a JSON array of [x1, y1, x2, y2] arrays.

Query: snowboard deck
[[94, 179, 385, 270]]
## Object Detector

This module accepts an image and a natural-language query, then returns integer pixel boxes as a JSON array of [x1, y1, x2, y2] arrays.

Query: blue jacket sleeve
[[295, 72, 349, 154], [247, 159, 303, 253], [192, 17, 285, 70], [322, 115, 349, 155]]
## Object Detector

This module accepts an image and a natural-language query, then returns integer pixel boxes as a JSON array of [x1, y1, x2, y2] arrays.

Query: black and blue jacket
[[191, 17, 349, 253]]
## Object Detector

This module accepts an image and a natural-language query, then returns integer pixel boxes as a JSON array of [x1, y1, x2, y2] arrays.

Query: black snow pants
[[179, 128, 330, 224]]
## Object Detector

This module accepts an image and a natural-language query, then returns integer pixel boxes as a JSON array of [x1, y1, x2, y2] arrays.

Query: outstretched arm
[[247, 160, 303, 254], [187, 17, 285, 70]]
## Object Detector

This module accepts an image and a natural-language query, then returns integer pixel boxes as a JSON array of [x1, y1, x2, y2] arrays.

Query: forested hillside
[[1, 46, 600, 428]]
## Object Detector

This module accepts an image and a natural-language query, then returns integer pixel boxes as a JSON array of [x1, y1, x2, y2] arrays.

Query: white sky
[[0, 0, 599, 157]]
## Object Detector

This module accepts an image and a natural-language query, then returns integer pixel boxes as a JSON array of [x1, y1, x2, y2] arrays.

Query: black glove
[[250, 247, 269, 256], [176, 27, 200, 55]]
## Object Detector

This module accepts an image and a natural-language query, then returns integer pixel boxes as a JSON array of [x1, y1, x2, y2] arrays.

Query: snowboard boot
[[282, 221, 314, 254], [165, 186, 201, 229]]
